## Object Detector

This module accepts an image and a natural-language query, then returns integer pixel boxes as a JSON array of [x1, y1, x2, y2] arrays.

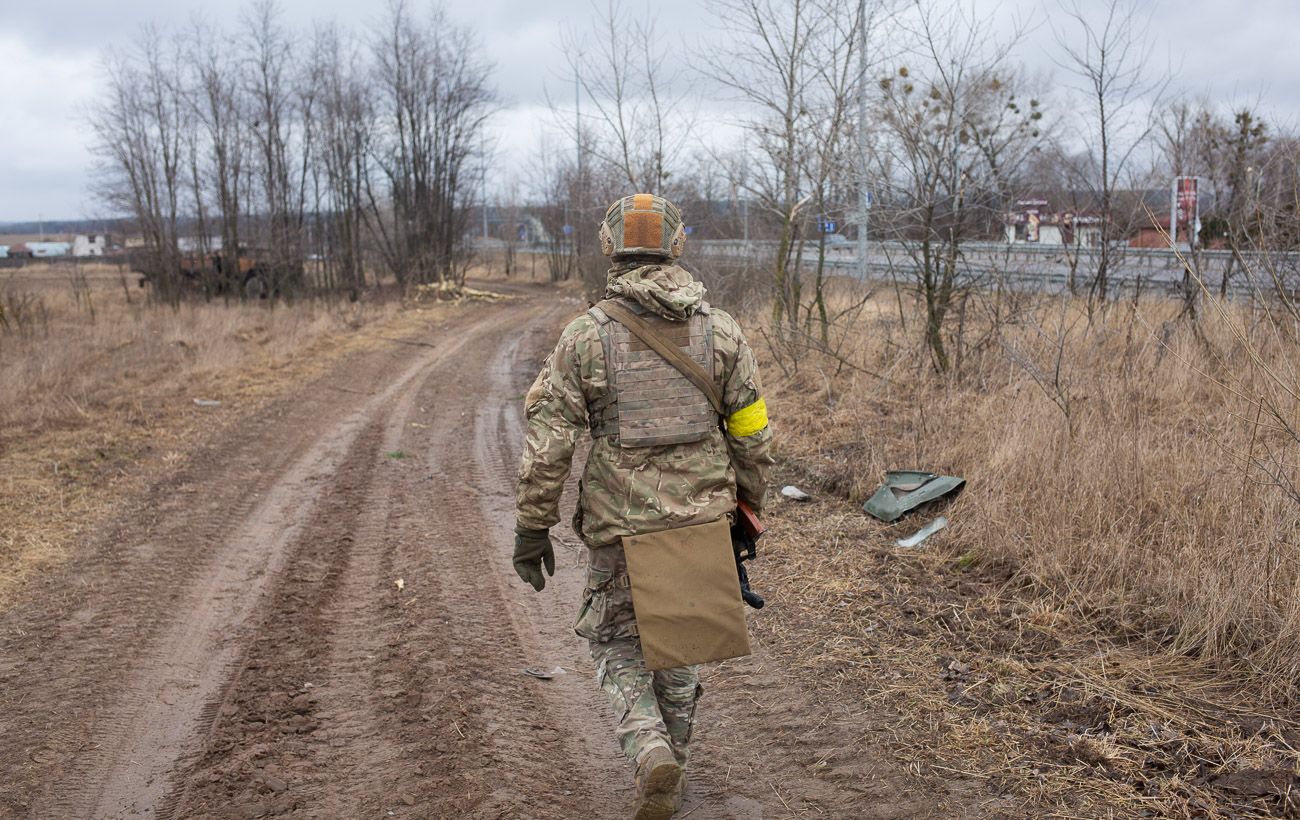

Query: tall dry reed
[[760, 282, 1300, 701]]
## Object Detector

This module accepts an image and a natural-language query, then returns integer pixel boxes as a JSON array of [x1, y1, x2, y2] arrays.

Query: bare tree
[[795, 0, 866, 341], [90, 27, 188, 304], [703, 0, 824, 326], [90, 0, 498, 301], [560, 3, 693, 195], [495, 175, 525, 278], [1052, 0, 1166, 306], [1253, 135, 1300, 314], [1155, 99, 1207, 319], [1206, 109, 1269, 298], [310, 24, 372, 298], [368, 0, 496, 289], [242, 0, 314, 297], [873, 1, 1038, 372], [190, 18, 250, 299], [529, 138, 580, 283], [547, 3, 696, 296]]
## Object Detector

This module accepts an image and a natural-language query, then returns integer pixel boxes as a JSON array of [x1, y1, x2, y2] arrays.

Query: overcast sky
[[0, 0, 1295, 222]]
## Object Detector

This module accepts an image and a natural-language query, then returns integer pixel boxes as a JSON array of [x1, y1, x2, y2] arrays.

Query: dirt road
[[0, 288, 981, 819]]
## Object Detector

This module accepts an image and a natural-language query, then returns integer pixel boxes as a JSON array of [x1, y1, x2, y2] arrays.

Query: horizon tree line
[[89, 0, 1300, 352], [90, 0, 496, 304]]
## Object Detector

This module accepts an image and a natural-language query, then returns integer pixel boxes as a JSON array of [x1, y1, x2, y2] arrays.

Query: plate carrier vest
[[586, 299, 717, 447]]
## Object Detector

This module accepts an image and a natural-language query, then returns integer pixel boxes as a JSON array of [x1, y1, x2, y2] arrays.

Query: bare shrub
[[0, 290, 50, 339]]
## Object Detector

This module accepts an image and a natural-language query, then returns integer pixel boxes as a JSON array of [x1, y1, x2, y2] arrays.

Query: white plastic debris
[[780, 485, 812, 502], [193, 398, 221, 407], [896, 516, 949, 548]]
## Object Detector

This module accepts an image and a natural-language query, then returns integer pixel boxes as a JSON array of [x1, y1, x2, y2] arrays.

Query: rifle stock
[[731, 500, 766, 609]]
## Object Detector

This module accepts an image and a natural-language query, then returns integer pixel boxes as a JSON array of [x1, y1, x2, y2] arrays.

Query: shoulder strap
[[596, 299, 725, 416]]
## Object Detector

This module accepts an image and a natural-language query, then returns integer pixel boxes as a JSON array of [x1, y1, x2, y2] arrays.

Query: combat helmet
[[599, 193, 686, 260]]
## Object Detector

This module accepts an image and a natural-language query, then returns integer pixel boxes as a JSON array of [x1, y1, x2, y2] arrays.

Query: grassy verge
[[756, 499, 1299, 816], [0, 263, 454, 607], [749, 283, 1300, 815]]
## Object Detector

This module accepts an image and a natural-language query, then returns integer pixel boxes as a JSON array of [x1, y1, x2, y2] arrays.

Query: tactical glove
[[513, 526, 555, 592]]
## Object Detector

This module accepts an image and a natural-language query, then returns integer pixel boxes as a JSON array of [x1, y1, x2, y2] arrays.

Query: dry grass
[[760, 284, 1300, 697], [0, 262, 417, 607], [755, 499, 1300, 816], [463, 250, 553, 282], [746, 281, 1300, 814]]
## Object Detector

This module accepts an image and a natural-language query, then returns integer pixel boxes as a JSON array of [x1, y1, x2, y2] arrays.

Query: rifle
[[731, 500, 767, 609]]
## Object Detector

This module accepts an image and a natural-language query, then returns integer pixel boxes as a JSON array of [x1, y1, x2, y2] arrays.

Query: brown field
[[0, 262, 409, 604], [749, 280, 1300, 815], [757, 284, 1300, 696]]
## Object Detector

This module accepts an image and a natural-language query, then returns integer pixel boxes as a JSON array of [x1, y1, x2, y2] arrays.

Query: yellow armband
[[726, 398, 768, 437]]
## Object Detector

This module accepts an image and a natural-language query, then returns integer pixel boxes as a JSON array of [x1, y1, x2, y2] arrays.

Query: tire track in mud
[[0, 299, 528, 819], [89, 326, 472, 820], [163, 297, 623, 820], [467, 315, 634, 808], [159, 361, 439, 818]]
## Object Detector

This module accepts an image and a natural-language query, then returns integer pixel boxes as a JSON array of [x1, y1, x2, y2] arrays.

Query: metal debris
[[864, 471, 965, 522]]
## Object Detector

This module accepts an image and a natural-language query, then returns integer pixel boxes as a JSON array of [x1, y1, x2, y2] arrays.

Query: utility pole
[[856, 0, 870, 280], [1169, 176, 1178, 248], [575, 67, 582, 261], [481, 131, 489, 240], [576, 67, 582, 181]]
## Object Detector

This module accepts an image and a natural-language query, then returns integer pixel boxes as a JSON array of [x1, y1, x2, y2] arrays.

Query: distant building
[[1129, 214, 1173, 249], [177, 236, 224, 253], [1004, 199, 1103, 248], [26, 241, 72, 258], [0, 245, 8, 259], [73, 234, 108, 257], [1128, 211, 1214, 248]]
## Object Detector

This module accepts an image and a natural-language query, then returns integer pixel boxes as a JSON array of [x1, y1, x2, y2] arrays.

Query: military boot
[[633, 745, 682, 820]]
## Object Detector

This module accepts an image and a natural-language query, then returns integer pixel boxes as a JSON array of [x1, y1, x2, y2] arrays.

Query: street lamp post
[[857, 0, 870, 280]]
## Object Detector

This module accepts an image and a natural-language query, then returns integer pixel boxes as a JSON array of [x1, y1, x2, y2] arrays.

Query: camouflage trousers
[[576, 544, 702, 768]]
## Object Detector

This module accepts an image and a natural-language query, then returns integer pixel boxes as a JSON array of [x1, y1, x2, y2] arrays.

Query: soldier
[[513, 193, 774, 819]]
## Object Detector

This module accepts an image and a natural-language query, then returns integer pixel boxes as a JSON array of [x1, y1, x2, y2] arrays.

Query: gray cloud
[[2, 0, 1298, 221]]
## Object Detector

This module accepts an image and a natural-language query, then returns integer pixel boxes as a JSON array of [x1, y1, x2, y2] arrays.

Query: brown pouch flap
[[622, 517, 752, 671]]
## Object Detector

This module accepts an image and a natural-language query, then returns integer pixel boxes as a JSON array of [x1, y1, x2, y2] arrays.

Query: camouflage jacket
[[516, 262, 775, 547]]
